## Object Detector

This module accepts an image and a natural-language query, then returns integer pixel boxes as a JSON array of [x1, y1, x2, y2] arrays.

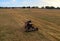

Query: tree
[[45, 6, 55, 9], [41, 7, 44, 9], [56, 7, 60, 9], [32, 6, 39, 8], [22, 6, 26, 8], [26, 6, 30, 8], [50, 6, 55, 9], [0, 7, 2, 9]]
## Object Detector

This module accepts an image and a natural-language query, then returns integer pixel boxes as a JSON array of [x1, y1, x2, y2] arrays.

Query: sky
[[0, 0, 60, 7]]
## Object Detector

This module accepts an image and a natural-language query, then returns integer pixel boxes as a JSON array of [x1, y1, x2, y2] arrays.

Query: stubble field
[[0, 8, 60, 41]]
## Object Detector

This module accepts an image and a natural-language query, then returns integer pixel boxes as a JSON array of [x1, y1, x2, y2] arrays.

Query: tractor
[[25, 20, 38, 32]]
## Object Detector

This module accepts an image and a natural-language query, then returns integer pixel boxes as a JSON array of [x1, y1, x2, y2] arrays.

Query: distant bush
[[41, 7, 45, 9], [22, 6, 25, 8], [56, 7, 60, 9], [26, 6, 30, 8], [45, 6, 55, 9], [22, 6, 39, 8], [31, 6, 39, 8]]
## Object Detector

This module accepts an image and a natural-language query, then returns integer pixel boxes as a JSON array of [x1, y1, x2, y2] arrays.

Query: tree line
[[0, 6, 39, 9], [0, 6, 60, 9], [41, 6, 60, 9]]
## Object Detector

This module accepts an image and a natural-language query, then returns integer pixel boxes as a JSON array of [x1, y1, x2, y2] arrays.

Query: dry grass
[[0, 9, 60, 41]]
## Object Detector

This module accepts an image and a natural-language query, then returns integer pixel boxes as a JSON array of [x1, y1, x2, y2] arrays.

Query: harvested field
[[0, 9, 60, 41]]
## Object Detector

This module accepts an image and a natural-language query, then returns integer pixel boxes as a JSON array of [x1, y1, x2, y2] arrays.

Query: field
[[0, 8, 60, 41]]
